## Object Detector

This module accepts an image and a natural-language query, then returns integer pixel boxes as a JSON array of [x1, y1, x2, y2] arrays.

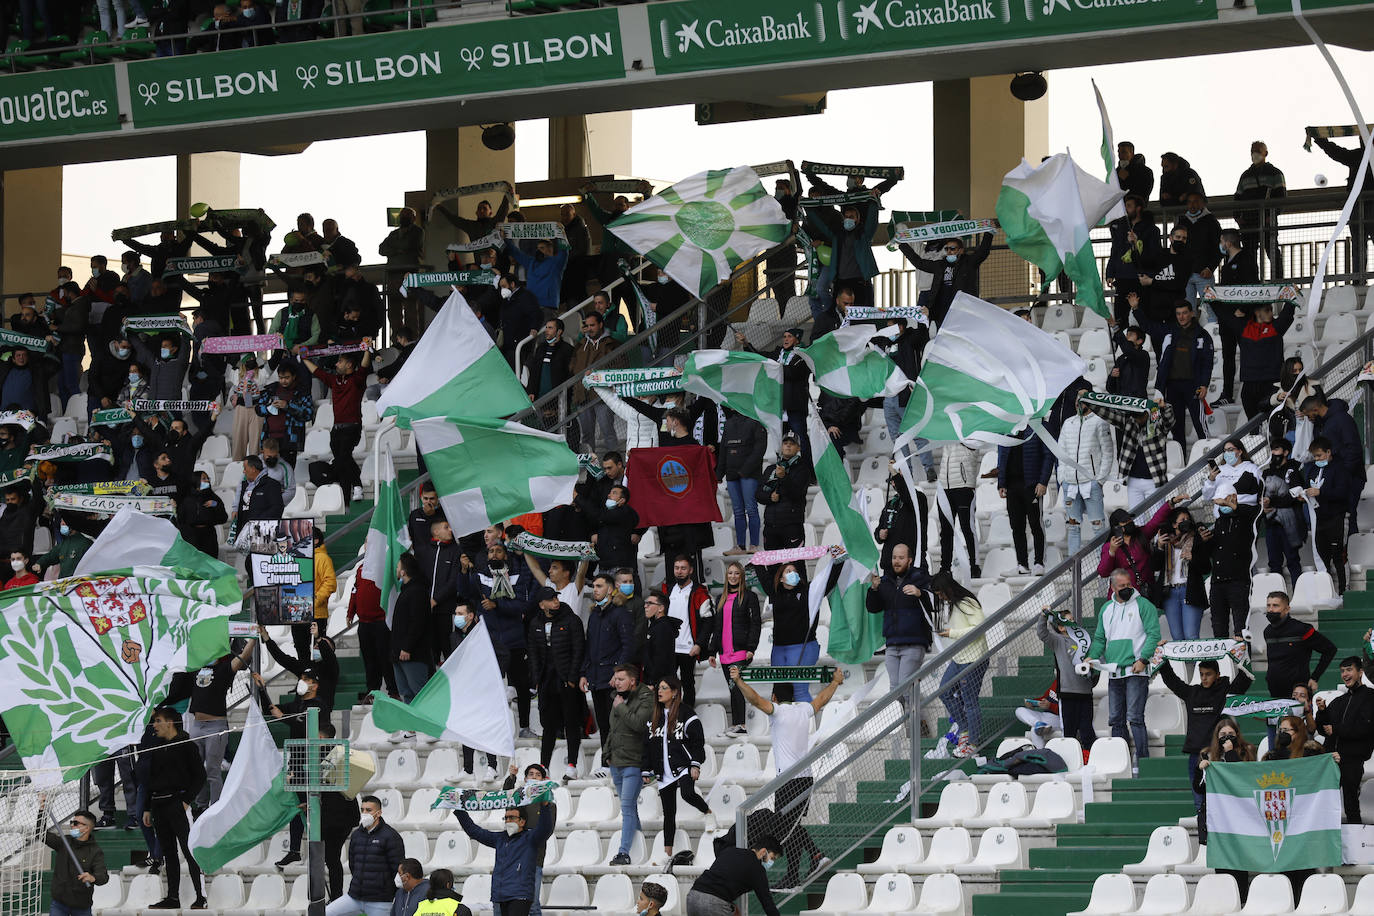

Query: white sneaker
[[1016, 565, 1031, 576], [128, 14, 148, 26], [482, 766, 498, 782], [388, 730, 414, 743], [351, 486, 365, 501], [704, 812, 718, 831], [1031, 563, 1045, 575], [564, 764, 578, 781], [722, 725, 747, 738]]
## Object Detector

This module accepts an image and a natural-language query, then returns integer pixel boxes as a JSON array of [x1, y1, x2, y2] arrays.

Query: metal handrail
[[739, 318, 1374, 906]]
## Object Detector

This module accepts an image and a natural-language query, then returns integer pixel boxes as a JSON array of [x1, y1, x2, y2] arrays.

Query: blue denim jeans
[[771, 641, 821, 703], [1188, 751, 1203, 813], [1265, 522, 1304, 583], [1161, 585, 1204, 641], [1186, 272, 1211, 308], [939, 659, 988, 741], [58, 353, 83, 410], [726, 476, 761, 548], [50, 903, 92, 916], [610, 766, 642, 855], [1063, 482, 1105, 554], [884, 395, 933, 470], [392, 661, 430, 703], [1108, 676, 1149, 759]]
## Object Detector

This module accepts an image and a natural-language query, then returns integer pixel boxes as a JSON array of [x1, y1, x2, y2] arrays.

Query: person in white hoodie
[[937, 442, 981, 577], [1056, 389, 1117, 554]]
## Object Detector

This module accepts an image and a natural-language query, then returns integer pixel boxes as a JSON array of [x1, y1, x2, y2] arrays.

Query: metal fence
[[874, 191, 1374, 311], [739, 315, 1374, 909]]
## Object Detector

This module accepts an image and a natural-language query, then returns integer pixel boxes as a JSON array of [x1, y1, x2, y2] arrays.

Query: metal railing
[[738, 317, 1374, 909]]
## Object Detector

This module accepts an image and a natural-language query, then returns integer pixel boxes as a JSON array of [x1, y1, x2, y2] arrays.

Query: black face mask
[[1266, 611, 1284, 625], [1222, 749, 1241, 762], [1277, 731, 1293, 748], [1116, 587, 1134, 602], [264, 456, 278, 467], [1171, 241, 1185, 253], [675, 575, 690, 586], [489, 559, 506, 570]]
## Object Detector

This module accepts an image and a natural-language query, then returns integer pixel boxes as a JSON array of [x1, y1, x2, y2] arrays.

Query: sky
[[62, 43, 1373, 267]]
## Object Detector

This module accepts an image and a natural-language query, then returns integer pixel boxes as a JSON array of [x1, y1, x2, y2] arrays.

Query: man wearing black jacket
[[1314, 136, 1374, 274], [1316, 657, 1374, 823], [897, 231, 994, 327], [142, 708, 206, 909], [1305, 436, 1354, 593], [739, 327, 811, 452], [1175, 192, 1223, 307], [1107, 323, 1151, 397], [1211, 230, 1262, 407], [592, 484, 640, 577], [1301, 394, 1367, 534], [757, 434, 810, 550], [528, 587, 587, 781], [1159, 658, 1252, 815], [1135, 225, 1191, 341], [1115, 143, 1155, 200], [641, 593, 680, 688], [1106, 195, 1160, 328], [582, 573, 636, 753], [422, 518, 463, 663], [1263, 592, 1337, 700], [525, 319, 573, 400]]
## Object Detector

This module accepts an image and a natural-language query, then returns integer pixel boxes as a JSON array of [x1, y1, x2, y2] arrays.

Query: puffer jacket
[[938, 443, 981, 490], [346, 820, 405, 902], [455, 806, 554, 903], [718, 413, 767, 481], [1056, 412, 1116, 487], [527, 604, 586, 685], [699, 588, 762, 660], [595, 389, 659, 455], [605, 682, 654, 767]]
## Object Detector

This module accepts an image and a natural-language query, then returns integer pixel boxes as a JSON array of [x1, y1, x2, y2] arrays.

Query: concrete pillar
[[424, 126, 515, 192], [548, 112, 633, 180], [1, 167, 63, 309], [933, 75, 1049, 300], [175, 151, 242, 219]]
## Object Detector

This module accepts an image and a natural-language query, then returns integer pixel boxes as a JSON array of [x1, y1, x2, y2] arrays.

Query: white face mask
[[359, 812, 376, 829], [394, 875, 403, 889], [9, 559, 23, 572], [500, 287, 514, 300], [295, 678, 311, 696], [504, 822, 520, 836]]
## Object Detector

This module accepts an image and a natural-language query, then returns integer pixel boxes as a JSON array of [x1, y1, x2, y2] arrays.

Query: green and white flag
[[1208, 756, 1342, 872], [361, 449, 411, 624], [896, 292, 1085, 452], [409, 415, 579, 535], [807, 410, 879, 570], [1092, 79, 1128, 223], [188, 704, 299, 872], [810, 549, 884, 665], [608, 166, 790, 298], [800, 325, 909, 401], [996, 152, 1124, 320], [682, 350, 785, 457], [0, 509, 237, 783], [372, 618, 515, 757], [376, 289, 529, 427]]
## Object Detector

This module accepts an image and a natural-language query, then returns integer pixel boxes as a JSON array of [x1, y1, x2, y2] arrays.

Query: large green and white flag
[[372, 617, 515, 757], [807, 410, 879, 570], [810, 549, 884, 665], [801, 326, 909, 401], [607, 166, 790, 298], [188, 704, 299, 872], [896, 293, 1085, 452], [376, 289, 529, 427], [1207, 756, 1342, 872], [362, 448, 411, 624], [996, 152, 1123, 320], [0, 509, 237, 782], [682, 350, 785, 456], [409, 415, 579, 535], [1092, 80, 1128, 223]]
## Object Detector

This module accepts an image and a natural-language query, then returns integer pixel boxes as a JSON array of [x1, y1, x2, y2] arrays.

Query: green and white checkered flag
[[408, 415, 580, 535], [800, 325, 909, 401], [607, 166, 790, 297], [682, 349, 785, 457]]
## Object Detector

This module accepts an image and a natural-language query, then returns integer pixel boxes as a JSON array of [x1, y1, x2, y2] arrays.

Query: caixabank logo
[[835, 0, 1013, 35], [657, 5, 828, 60]]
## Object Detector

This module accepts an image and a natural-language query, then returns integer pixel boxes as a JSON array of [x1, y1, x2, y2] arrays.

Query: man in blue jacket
[[1302, 394, 1367, 533], [804, 200, 880, 312], [455, 802, 555, 916], [326, 795, 404, 916], [505, 239, 569, 316], [1136, 298, 1214, 448], [581, 573, 637, 755], [998, 428, 1055, 576], [459, 541, 538, 738], [864, 544, 933, 703]]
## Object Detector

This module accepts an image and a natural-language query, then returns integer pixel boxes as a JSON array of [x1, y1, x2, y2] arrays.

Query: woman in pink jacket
[[1097, 502, 1174, 587]]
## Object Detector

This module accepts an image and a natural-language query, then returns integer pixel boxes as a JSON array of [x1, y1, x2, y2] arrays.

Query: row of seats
[[1070, 871, 1371, 916], [801, 871, 966, 915]]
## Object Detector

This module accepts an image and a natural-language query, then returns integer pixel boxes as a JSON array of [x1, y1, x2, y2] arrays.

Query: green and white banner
[[269, 251, 326, 268], [48, 492, 176, 517], [27, 443, 114, 465], [0, 410, 36, 431], [48, 480, 151, 497], [362, 449, 411, 624], [799, 191, 885, 209], [808, 412, 879, 570], [433, 779, 558, 811], [401, 270, 500, 289], [801, 161, 904, 180], [132, 398, 216, 414], [1147, 638, 1250, 676], [123, 314, 191, 336], [508, 532, 597, 562], [1208, 756, 1341, 871], [0, 509, 237, 782], [581, 367, 684, 397], [445, 231, 505, 254], [0, 330, 51, 353], [801, 325, 909, 401], [1079, 391, 1155, 415], [90, 408, 133, 427], [683, 350, 785, 457], [738, 666, 837, 683], [811, 548, 885, 665], [846, 306, 926, 321], [1202, 284, 1301, 304], [1223, 695, 1305, 720], [502, 222, 569, 244], [163, 256, 243, 277], [428, 180, 516, 219], [893, 218, 994, 245]]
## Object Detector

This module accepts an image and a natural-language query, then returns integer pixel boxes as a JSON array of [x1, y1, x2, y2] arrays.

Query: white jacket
[[595, 388, 657, 455], [938, 443, 981, 489], [1056, 413, 1116, 487]]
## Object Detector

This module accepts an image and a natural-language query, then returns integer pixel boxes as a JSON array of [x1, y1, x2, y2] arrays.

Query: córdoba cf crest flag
[[607, 166, 790, 297], [1207, 756, 1341, 872]]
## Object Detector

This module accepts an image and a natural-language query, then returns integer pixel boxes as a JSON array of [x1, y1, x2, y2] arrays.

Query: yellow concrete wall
[[2, 167, 63, 309]]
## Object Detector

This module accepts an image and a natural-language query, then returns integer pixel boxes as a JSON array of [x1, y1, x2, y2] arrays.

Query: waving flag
[[607, 166, 790, 297], [807, 411, 879, 570], [896, 293, 1085, 452], [376, 289, 529, 426], [801, 325, 909, 401], [682, 350, 785, 456], [811, 549, 885, 665], [0, 509, 237, 782], [1207, 756, 1341, 872], [1092, 80, 1128, 223], [996, 152, 1123, 319], [362, 449, 411, 623]]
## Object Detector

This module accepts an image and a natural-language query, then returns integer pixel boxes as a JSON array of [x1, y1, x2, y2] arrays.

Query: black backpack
[[975, 745, 1068, 777]]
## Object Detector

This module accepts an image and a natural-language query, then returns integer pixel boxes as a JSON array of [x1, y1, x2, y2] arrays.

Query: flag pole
[[44, 807, 93, 887]]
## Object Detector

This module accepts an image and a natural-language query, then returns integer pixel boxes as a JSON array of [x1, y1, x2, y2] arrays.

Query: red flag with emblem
[[625, 445, 724, 527]]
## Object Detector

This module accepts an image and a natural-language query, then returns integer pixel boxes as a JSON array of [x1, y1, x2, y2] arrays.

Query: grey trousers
[[188, 717, 230, 806], [686, 890, 737, 916]]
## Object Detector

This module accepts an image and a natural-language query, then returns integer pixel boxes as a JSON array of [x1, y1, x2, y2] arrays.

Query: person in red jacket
[[657, 555, 713, 707], [300, 341, 372, 504], [1097, 503, 1173, 589], [346, 563, 397, 703], [1, 549, 38, 590]]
